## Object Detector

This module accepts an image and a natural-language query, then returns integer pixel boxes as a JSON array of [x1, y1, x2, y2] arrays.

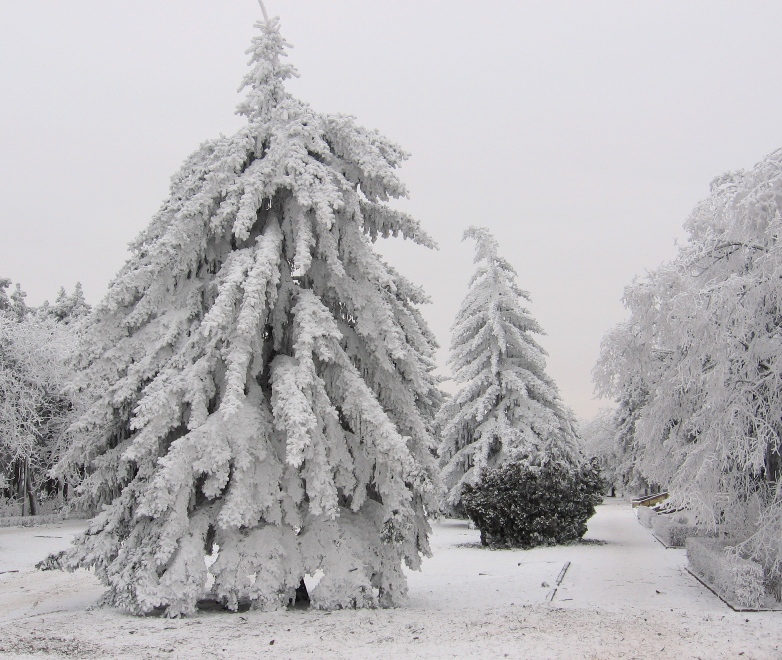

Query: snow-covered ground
[[1, 500, 780, 658]]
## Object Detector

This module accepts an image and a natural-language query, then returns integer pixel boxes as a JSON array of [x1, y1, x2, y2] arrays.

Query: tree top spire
[[463, 225, 518, 281], [463, 226, 499, 262], [258, 0, 270, 23]]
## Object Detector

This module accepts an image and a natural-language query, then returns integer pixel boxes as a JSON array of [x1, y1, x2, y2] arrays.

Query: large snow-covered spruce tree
[[57, 14, 441, 616], [437, 227, 579, 507]]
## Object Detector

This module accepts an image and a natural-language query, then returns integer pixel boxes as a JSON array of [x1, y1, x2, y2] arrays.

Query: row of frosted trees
[[594, 148, 782, 587], [6, 15, 593, 616], [23, 6, 781, 615]]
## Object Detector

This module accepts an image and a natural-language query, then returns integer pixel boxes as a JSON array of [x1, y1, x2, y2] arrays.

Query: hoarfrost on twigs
[[595, 147, 782, 589]]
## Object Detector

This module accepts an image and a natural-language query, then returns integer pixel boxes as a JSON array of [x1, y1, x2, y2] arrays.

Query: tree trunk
[[765, 445, 782, 484], [26, 469, 39, 516], [21, 460, 27, 517], [21, 461, 38, 516]]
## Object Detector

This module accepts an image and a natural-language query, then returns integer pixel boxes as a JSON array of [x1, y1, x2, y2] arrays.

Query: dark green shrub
[[461, 458, 604, 548]]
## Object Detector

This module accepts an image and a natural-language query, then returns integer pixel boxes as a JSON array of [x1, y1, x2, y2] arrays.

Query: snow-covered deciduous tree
[[592, 318, 656, 496], [579, 408, 621, 495], [0, 312, 77, 515], [0, 278, 10, 314], [56, 14, 440, 616], [595, 147, 782, 583], [436, 227, 579, 507]]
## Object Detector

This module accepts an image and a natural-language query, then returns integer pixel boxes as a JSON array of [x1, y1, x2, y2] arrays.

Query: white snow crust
[[1, 501, 780, 658]]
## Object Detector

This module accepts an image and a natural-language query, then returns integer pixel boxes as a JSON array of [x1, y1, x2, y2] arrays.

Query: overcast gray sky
[[2, 1, 782, 420]]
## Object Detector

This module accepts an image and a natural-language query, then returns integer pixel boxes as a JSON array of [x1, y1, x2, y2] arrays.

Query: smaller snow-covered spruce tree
[[56, 10, 441, 616], [0, 278, 29, 322], [38, 283, 91, 325], [436, 227, 580, 509]]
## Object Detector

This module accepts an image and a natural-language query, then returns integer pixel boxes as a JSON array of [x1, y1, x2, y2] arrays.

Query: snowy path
[[405, 519, 565, 609], [0, 501, 780, 658], [405, 500, 717, 613], [0, 520, 104, 625], [553, 500, 718, 611], [0, 520, 87, 574]]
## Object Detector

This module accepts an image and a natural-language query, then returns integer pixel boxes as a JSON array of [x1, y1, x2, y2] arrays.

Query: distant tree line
[[0, 278, 89, 516]]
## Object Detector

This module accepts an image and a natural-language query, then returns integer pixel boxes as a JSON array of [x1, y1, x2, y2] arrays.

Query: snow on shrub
[[0, 513, 67, 528], [461, 459, 604, 549], [636, 506, 655, 529], [686, 538, 765, 609], [666, 522, 700, 548], [650, 512, 700, 548]]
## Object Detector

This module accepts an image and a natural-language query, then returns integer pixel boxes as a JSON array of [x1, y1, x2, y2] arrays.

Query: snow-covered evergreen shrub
[[636, 505, 655, 529], [668, 523, 700, 548], [687, 538, 726, 588], [651, 513, 699, 548], [729, 559, 767, 609], [55, 14, 441, 616], [437, 227, 580, 509], [687, 538, 766, 609], [460, 458, 604, 549]]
